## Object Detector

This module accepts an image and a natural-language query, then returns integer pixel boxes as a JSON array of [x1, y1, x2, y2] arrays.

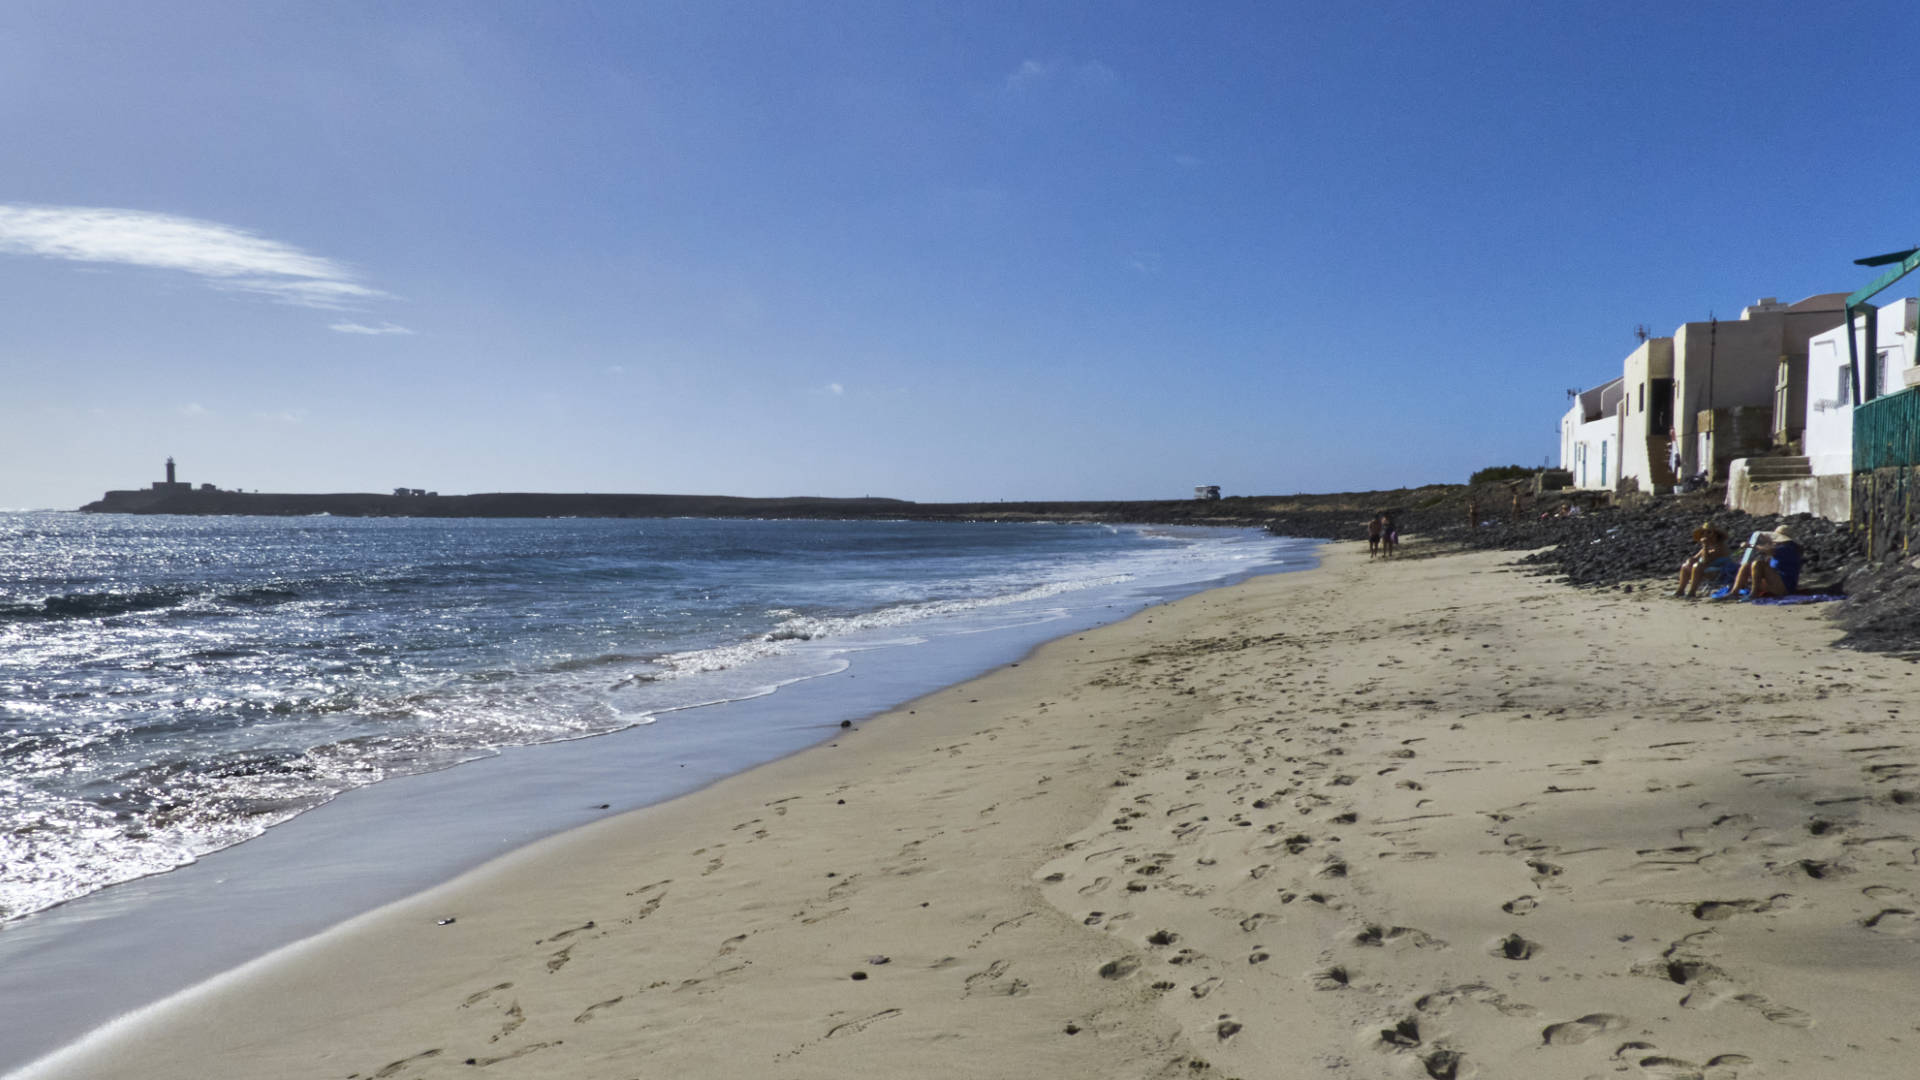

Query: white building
[[1728, 296, 1917, 520], [1559, 377, 1624, 490]]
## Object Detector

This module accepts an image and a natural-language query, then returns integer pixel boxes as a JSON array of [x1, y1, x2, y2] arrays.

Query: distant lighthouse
[[152, 457, 191, 493]]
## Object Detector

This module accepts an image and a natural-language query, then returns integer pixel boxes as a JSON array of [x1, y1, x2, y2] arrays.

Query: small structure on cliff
[[153, 457, 191, 493]]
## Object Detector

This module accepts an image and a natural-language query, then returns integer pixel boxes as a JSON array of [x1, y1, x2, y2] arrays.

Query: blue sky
[[5, 2, 1918, 508]]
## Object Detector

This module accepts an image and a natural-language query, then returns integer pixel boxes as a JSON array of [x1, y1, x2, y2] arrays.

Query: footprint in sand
[[1502, 895, 1538, 915], [1379, 1017, 1421, 1048], [1631, 1052, 1753, 1080], [1689, 898, 1782, 921], [459, 982, 513, 1008], [1863, 907, 1920, 933], [1789, 858, 1844, 880], [1355, 924, 1445, 949], [1541, 1013, 1625, 1045], [1732, 993, 1812, 1027], [1493, 933, 1539, 960], [489, 1001, 524, 1042], [823, 1009, 902, 1039], [372, 1049, 442, 1078], [572, 997, 623, 1023], [1310, 965, 1349, 990]]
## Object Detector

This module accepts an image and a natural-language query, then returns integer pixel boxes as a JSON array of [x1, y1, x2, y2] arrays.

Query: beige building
[[1616, 337, 1676, 492], [1671, 294, 1846, 481]]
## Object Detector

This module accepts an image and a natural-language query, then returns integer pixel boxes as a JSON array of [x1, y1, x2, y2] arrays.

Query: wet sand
[[26, 543, 1920, 1080]]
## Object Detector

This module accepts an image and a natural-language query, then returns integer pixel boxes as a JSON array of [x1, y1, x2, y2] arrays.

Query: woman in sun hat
[[1727, 525, 1802, 599], [1676, 521, 1734, 597]]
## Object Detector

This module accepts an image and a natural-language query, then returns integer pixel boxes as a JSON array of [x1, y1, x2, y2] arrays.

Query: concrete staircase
[[1742, 456, 1812, 483]]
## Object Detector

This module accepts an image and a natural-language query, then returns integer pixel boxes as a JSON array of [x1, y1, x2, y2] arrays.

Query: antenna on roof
[[1634, 324, 1649, 343], [1565, 388, 1580, 400]]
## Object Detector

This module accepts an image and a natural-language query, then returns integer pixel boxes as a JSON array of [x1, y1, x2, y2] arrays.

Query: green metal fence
[[1855, 387, 1920, 470]]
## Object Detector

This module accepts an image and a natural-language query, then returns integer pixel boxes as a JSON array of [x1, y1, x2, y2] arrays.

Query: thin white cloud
[[827, 382, 845, 396], [179, 402, 208, 416], [604, 364, 627, 375], [0, 203, 381, 309], [1005, 59, 1052, 91], [330, 321, 414, 335], [1004, 58, 1118, 94]]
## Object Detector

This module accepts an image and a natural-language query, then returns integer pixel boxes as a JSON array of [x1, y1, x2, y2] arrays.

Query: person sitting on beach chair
[[1675, 523, 1734, 598], [1725, 528, 1802, 600]]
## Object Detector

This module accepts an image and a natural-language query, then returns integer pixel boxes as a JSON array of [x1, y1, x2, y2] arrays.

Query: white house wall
[[1566, 413, 1620, 489], [1804, 298, 1919, 477]]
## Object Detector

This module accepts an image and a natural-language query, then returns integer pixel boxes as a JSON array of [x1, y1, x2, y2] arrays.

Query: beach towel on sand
[[1708, 587, 1842, 605]]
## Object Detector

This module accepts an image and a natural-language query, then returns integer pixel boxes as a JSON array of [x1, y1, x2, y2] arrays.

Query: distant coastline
[[76, 486, 1289, 526], [77, 460, 1478, 535]]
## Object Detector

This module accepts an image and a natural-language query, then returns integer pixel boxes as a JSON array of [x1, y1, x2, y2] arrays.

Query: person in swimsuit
[[1367, 515, 1382, 559], [1676, 523, 1734, 597]]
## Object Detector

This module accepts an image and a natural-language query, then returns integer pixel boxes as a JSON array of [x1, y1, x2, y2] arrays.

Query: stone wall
[[1851, 466, 1920, 560]]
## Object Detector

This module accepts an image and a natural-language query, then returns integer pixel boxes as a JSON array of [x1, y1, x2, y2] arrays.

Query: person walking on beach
[[1367, 515, 1383, 559], [1383, 515, 1399, 558]]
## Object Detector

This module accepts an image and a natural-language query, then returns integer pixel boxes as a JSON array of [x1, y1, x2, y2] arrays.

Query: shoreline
[[0, 531, 1312, 1075], [23, 541, 1920, 1079]]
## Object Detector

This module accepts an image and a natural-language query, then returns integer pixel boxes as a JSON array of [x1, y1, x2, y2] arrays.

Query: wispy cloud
[[1004, 58, 1118, 94], [330, 321, 414, 335], [827, 382, 845, 396], [0, 204, 381, 309], [179, 402, 208, 416]]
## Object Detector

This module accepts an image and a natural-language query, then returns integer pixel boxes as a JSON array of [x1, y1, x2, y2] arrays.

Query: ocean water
[[0, 512, 1305, 926]]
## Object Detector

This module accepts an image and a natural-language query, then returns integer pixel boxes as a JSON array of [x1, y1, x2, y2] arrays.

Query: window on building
[[1839, 363, 1850, 406], [1637, 383, 1644, 412]]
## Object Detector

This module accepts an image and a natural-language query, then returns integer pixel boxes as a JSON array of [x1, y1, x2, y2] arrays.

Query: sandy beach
[[27, 542, 1920, 1080]]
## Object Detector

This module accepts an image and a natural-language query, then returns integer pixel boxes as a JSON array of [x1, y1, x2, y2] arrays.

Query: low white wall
[[1726, 460, 1850, 520]]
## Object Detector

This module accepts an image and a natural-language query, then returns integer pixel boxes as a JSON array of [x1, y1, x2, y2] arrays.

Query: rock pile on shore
[[1451, 495, 1864, 590]]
